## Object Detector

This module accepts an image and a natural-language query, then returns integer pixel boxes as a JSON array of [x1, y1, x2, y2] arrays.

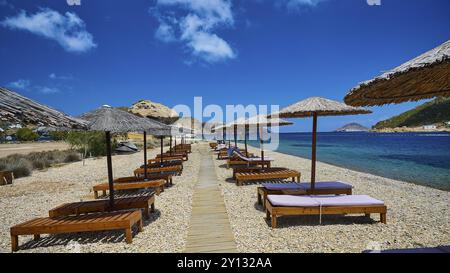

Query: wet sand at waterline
[[0, 143, 448, 253]]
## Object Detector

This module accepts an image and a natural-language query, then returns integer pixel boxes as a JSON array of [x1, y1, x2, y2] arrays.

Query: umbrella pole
[[245, 126, 248, 157], [143, 131, 148, 180], [170, 135, 172, 155], [160, 136, 164, 167], [234, 125, 237, 148], [259, 124, 265, 169], [311, 112, 318, 191], [105, 131, 114, 209]]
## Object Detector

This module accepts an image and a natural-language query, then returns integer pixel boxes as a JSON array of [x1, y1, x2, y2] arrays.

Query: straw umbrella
[[344, 40, 450, 106], [79, 106, 167, 208], [273, 97, 371, 191]]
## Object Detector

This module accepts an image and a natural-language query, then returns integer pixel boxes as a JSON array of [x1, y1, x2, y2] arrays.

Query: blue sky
[[1, 0, 449, 132]]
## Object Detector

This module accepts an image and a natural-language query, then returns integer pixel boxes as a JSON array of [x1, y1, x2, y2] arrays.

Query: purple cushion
[[267, 195, 384, 207], [300, 181, 353, 190], [267, 195, 319, 207], [262, 183, 302, 190], [313, 195, 384, 206]]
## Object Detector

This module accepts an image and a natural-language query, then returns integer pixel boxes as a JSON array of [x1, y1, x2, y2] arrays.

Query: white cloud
[[151, 0, 236, 63], [1, 8, 96, 53], [36, 86, 60, 94], [276, 0, 327, 10], [7, 79, 30, 90], [49, 73, 73, 80]]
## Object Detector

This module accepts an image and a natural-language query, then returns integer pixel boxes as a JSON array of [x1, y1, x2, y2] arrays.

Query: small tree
[[65, 131, 110, 165], [16, 128, 39, 141]]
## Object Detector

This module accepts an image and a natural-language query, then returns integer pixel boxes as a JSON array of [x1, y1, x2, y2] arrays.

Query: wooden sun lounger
[[235, 169, 301, 186], [217, 149, 246, 159], [116, 175, 173, 187], [11, 210, 142, 252], [145, 161, 183, 171], [174, 144, 191, 152], [93, 179, 166, 199], [148, 156, 185, 164], [157, 152, 188, 160], [227, 156, 270, 168], [49, 195, 155, 218], [265, 195, 387, 228], [210, 143, 218, 149], [134, 165, 182, 177], [257, 182, 353, 209]]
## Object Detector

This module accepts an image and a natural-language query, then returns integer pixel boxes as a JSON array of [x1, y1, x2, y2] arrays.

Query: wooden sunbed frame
[[145, 161, 183, 171], [134, 165, 183, 177], [0, 171, 14, 185], [257, 186, 353, 209], [49, 195, 155, 219], [10, 210, 143, 252], [148, 156, 185, 163], [157, 152, 188, 160], [116, 175, 173, 187], [93, 179, 166, 199], [235, 169, 301, 186], [217, 149, 247, 159], [227, 156, 270, 169], [210, 143, 218, 149], [265, 198, 387, 228]]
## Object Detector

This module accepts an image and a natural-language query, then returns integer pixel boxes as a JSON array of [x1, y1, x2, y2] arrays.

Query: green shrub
[[7, 158, 33, 178], [65, 131, 115, 158], [49, 131, 68, 141], [0, 150, 81, 178], [16, 128, 39, 141], [64, 152, 81, 163]]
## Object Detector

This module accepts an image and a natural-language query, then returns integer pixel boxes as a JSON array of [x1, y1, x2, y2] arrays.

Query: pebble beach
[[0, 142, 449, 253]]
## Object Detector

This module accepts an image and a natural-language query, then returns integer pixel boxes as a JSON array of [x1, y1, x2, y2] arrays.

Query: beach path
[[184, 146, 237, 253]]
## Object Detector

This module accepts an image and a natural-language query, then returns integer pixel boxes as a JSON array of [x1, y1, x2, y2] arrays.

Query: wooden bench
[[116, 175, 173, 187], [134, 165, 182, 177], [0, 171, 14, 186], [49, 195, 155, 219], [148, 156, 184, 164], [10, 210, 143, 252], [235, 169, 301, 186], [93, 179, 166, 199]]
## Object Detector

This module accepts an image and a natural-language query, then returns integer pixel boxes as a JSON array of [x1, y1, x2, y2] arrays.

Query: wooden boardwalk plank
[[184, 148, 237, 253]]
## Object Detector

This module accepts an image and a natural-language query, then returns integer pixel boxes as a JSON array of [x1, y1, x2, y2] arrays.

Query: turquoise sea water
[[247, 132, 450, 191]]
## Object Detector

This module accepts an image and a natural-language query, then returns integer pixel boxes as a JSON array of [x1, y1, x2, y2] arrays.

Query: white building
[[423, 124, 437, 130]]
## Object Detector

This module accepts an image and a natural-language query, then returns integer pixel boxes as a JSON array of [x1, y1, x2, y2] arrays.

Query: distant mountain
[[373, 97, 450, 130], [335, 123, 369, 132]]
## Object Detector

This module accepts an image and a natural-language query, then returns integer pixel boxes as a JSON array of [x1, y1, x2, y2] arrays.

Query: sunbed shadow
[[253, 202, 265, 212], [18, 226, 142, 251], [218, 164, 229, 168], [264, 215, 378, 228]]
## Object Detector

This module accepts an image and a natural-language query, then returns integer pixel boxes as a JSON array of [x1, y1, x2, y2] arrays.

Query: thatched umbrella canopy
[[272, 97, 371, 191], [79, 106, 170, 207], [0, 87, 86, 130], [345, 40, 450, 106]]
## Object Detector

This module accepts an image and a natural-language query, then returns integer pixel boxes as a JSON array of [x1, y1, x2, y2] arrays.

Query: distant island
[[335, 123, 369, 132], [372, 97, 450, 132]]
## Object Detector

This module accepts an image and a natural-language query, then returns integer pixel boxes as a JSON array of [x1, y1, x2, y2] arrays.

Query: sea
[[247, 132, 450, 191]]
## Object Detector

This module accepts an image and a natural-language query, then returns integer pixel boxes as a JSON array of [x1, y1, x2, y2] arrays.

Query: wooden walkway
[[184, 147, 237, 253]]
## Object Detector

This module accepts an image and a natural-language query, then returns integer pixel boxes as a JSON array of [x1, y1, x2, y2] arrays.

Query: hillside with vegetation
[[373, 97, 450, 130]]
